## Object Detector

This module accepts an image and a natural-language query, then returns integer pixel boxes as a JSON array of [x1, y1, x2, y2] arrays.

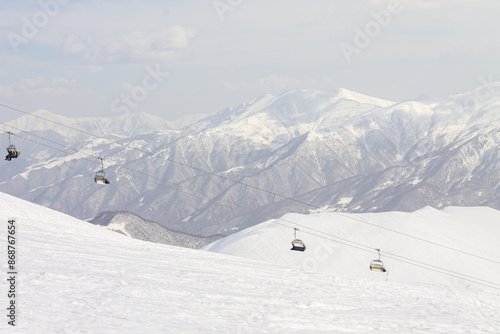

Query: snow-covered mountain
[[1, 85, 499, 238], [0, 191, 499, 333], [6, 109, 207, 136], [7, 109, 173, 138]]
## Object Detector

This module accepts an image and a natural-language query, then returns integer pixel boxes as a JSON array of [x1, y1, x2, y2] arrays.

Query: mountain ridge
[[1, 85, 499, 238]]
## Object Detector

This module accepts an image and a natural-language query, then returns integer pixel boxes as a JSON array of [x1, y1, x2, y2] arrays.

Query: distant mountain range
[[1, 85, 499, 239]]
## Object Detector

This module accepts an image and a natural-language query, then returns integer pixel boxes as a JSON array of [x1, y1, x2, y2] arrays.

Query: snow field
[[0, 192, 499, 333], [205, 207, 500, 288]]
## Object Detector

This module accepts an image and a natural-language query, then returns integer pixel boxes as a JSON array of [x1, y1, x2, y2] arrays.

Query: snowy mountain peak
[[1, 86, 499, 239], [183, 88, 397, 150]]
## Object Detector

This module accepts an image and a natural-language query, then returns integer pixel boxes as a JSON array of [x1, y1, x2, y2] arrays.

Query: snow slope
[[204, 207, 500, 288], [0, 192, 499, 333]]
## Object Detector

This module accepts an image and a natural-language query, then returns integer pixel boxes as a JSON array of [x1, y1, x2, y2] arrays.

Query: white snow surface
[[1, 192, 499, 333], [205, 207, 500, 287]]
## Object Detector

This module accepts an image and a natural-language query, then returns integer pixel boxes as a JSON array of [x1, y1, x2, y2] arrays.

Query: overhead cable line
[[3, 101, 499, 266], [269, 220, 500, 291], [2, 123, 500, 291], [2, 102, 499, 265]]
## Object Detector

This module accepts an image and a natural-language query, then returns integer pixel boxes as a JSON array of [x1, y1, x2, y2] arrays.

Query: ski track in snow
[[0, 192, 499, 333]]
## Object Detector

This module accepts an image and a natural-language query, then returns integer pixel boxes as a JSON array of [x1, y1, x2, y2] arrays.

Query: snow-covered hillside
[[0, 192, 499, 333], [204, 207, 500, 288], [1, 85, 499, 238], [89, 211, 223, 248]]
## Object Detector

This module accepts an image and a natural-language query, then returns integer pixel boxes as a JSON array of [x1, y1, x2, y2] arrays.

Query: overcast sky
[[1, 0, 499, 122]]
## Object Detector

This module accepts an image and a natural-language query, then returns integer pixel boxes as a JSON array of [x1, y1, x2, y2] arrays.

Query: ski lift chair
[[94, 169, 110, 184], [94, 157, 110, 185], [5, 145, 20, 161], [5, 132, 20, 161], [290, 228, 306, 252], [369, 249, 386, 272]]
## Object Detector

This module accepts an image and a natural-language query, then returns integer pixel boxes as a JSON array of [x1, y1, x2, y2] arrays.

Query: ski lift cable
[[3, 126, 500, 291], [382, 254, 500, 291], [290, 215, 500, 287], [1, 122, 383, 253], [3, 103, 498, 266], [2, 124, 311, 235], [272, 219, 500, 287], [276, 222, 500, 290], [332, 211, 500, 265], [0, 102, 306, 199], [1, 129, 110, 176], [2, 129, 274, 235], [3, 105, 500, 264], [0, 127, 217, 203], [2, 104, 498, 265], [2, 104, 500, 266], [1, 124, 107, 164], [0, 104, 379, 209], [2, 127, 360, 258], [3, 103, 499, 266], [379, 250, 500, 287], [2, 124, 362, 248], [0, 124, 440, 257], [1, 123, 274, 221]]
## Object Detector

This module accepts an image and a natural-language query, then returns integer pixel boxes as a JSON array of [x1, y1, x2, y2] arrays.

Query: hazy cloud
[[1, 76, 78, 97], [62, 25, 197, 65], [1, 0, 499, 122]]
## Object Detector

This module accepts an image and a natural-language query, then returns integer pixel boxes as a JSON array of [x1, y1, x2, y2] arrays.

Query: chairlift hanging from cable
[[94, 157, 110, 185], [5, 131, 20, 161], [370, 248, 386, 272], [290, 227, 306, 252]]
